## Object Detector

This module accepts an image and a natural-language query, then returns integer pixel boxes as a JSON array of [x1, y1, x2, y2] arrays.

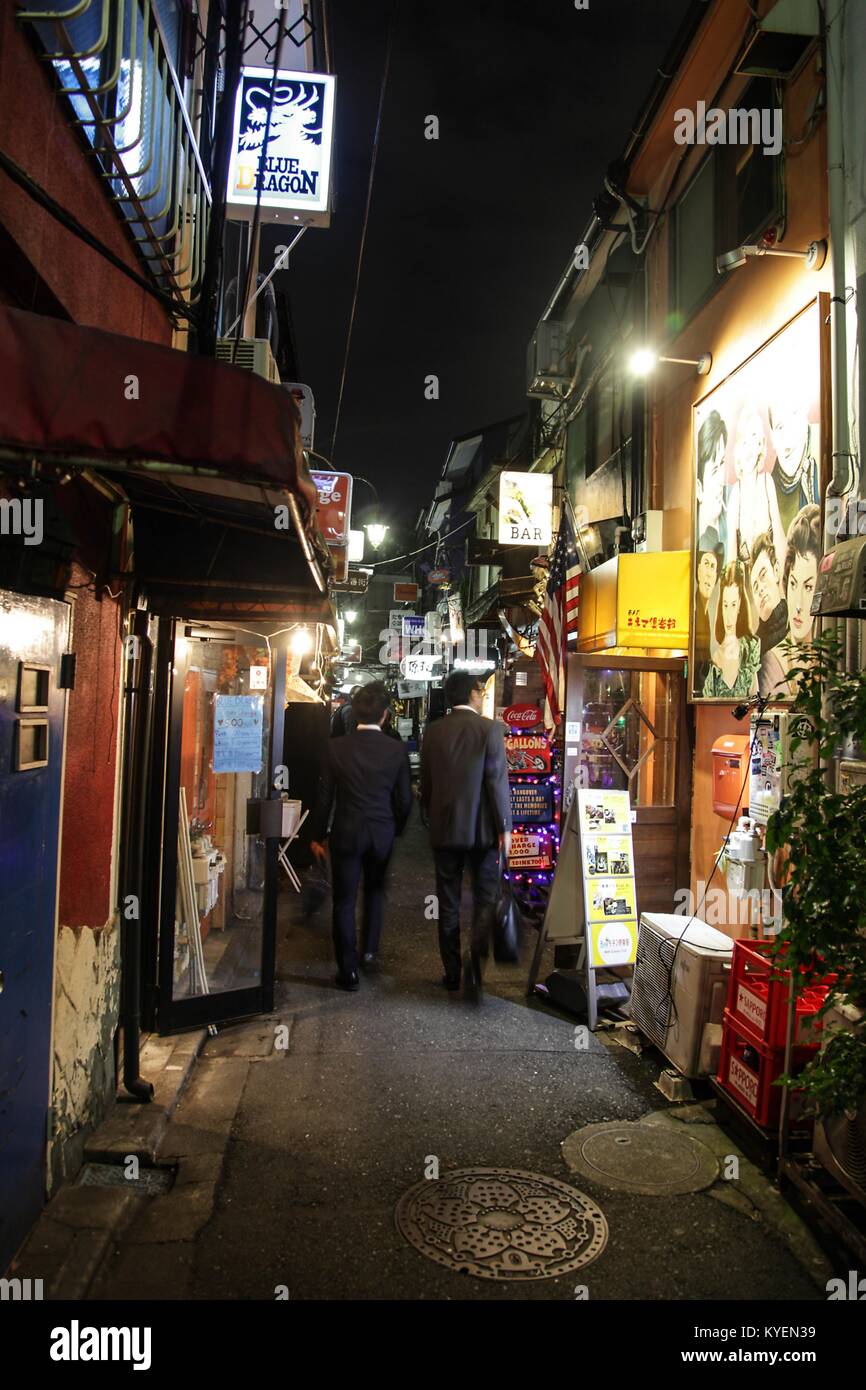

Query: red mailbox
[[711, 734, 750, 819]]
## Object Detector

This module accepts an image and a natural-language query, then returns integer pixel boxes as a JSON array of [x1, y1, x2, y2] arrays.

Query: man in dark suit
[[420, 670, 512, 1000], [311, 682, 412, 991]]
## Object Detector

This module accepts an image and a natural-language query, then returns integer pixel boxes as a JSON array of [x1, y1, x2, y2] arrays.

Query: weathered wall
[[47, 922, 120, 1190], [49, 571, 123, 1192]]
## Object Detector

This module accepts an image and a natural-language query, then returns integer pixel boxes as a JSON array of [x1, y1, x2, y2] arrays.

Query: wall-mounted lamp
[[716, 238, 827, 275], [290, 627, 312, 656], [629, 348, 713, 377], [343, 609, 358, 624]]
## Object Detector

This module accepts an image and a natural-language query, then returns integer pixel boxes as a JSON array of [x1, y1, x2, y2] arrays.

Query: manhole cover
[[77, 1162, 175, 1196], [561, 1121, 719, 1195], [395, 1167, 608, 1281]]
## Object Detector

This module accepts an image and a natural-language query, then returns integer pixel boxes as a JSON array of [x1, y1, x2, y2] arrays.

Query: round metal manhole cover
[[561, 1121, 719, 1195], [395, 1167, 608, 1281]]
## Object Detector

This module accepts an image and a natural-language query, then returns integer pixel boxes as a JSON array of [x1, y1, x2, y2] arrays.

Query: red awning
[[0, 305, 318, 517]]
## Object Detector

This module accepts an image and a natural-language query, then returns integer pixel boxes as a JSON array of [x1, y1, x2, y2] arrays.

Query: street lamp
[[365, 523, 389, 549], [629, 347, 713, 377]]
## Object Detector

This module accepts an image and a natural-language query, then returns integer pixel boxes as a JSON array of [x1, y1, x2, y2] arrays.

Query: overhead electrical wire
[[330, 0, 400, 462]]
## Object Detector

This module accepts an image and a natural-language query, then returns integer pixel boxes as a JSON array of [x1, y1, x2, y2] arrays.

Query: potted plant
[[765, 630, 866, 1119]]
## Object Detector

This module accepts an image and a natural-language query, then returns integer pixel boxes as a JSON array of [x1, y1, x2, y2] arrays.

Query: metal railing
[[19, 0, 212, 307]]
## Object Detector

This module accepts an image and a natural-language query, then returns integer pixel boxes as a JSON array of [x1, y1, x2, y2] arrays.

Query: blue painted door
[[0, 591, 69, 1273]]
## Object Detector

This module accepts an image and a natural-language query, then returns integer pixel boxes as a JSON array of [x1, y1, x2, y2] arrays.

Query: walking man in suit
[[420, 670, 512, 1000], [310, 682, 412, 991]]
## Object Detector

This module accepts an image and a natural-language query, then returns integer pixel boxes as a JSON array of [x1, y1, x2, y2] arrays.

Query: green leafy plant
[[765, 630, 866, 1116]]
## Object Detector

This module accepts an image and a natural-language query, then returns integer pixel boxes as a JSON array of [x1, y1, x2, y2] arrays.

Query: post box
[[711, 734, 750, 819]]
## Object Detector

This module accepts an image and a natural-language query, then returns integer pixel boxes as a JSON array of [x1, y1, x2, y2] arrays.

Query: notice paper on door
[[213, 694, 264, 773]]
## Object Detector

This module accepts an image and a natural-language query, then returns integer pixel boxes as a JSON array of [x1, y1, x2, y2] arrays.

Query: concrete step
[[83, 1030, 206, 1166]]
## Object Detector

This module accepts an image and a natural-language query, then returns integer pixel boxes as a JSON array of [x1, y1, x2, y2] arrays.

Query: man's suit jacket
[[420, 708, 512, 850], [313, 729, 412, 851]]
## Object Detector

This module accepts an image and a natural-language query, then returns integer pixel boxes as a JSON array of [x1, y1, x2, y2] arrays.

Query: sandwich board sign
[[526, 788, 637, 1029]]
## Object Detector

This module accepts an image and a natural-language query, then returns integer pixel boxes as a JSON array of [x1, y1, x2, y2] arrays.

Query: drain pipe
[[119, 609, 154, 1103]]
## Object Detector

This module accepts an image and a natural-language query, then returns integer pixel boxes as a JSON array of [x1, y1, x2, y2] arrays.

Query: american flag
[[535, 507, 581, 729]]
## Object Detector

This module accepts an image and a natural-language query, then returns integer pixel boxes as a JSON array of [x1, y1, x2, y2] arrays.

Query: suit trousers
[[330, 823, 394, 976], [433, 845, 500, 981]]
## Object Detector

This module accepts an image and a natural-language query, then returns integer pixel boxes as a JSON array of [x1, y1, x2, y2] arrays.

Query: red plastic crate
[[727, 939, 834, 1049], [717, 1009, 813, 1130]]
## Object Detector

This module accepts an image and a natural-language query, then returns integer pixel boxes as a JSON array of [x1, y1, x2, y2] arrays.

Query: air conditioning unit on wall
[[630, 912, 733, 1078], [216, 336, 280, 384], [527, 320, 570, 398]]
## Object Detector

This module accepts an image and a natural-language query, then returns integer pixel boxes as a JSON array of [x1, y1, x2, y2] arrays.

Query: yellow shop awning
[[577, 551, 690, 653]]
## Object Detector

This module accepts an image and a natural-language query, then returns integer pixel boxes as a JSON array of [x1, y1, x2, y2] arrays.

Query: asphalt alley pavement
[[173, 817, 827, 1302]]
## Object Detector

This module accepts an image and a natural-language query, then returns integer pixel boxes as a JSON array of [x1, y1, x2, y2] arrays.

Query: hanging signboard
[[510, 782, 554, 825], [402, 615, 426, 643], [498, 471, 553, 546], [447, 592, 464, 644], [428, 568, 450, 585], [394, 582, 420, 602], [400, 653, 442, 681], [226, 67, 336, 225], [505, 734, 551, 775], [282, 382, 315, 449], [502, 703, 544, 730], [398, 680, 427, 698], [310, 471, 352, 543], [213, 695, 264, 773]]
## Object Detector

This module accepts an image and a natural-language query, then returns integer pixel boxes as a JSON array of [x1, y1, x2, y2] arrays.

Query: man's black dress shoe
[[337, 970, 360, 992], [462, 951, 482, 1003]]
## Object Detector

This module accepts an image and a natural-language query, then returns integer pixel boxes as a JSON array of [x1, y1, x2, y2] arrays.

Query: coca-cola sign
[[502, 703, 543, 729]]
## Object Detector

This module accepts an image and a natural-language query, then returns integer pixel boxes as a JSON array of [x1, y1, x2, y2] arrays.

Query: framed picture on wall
[[690, 297, 830, 704]]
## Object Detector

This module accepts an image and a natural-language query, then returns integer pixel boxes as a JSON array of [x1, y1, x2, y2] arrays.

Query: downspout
[[825, 0, 858, 672], [119, 609, 154, 1102]]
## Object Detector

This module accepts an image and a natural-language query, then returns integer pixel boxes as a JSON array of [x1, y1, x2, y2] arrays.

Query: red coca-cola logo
[[502, 703, 543, 728]]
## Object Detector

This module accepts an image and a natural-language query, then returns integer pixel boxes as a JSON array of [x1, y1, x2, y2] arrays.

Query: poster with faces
[[691, 301, 823, 703]]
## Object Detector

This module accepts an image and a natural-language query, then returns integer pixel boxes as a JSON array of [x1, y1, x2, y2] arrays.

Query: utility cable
[[233, 6, 286, 363], [0, 148, 194, 323], [330, 0, 399, 462], [367, 515, 475, 569]]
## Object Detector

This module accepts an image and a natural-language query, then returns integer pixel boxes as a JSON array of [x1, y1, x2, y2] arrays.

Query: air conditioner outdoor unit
[[629, 912, 733, 1078], [527, 319, 570, 399], [812, 998, 866, 1206], [216, 336, 280, 384]]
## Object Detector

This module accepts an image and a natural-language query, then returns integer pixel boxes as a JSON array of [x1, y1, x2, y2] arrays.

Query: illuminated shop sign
[[498, 471, 553, 546], [226, 67, 336, 223]]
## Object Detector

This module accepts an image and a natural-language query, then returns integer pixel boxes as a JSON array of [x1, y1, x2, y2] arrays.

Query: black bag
[[300, 858, 330, 919], [493, 869, 522, 964]]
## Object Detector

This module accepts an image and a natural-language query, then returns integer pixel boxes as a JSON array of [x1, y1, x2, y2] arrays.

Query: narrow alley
[[32, 818, 824, 1304]]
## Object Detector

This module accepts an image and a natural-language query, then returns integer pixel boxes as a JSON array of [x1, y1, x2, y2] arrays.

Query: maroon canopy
[[0, 305, 318, 518]]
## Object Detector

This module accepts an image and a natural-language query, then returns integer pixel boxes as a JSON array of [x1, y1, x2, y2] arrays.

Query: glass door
[[157, 622, 282, 1031]]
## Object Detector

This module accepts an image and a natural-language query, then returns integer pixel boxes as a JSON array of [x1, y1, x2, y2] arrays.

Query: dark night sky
[[282, 0, 695, 525]]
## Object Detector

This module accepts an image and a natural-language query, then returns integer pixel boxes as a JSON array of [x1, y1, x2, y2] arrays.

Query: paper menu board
[[213, 694, 264, 774], [579, 790, 632, 837], [577, 788, 637, 968], [590, 918, 638, 968], [584, 835, 632, 878], [586, 876, 636, 924]]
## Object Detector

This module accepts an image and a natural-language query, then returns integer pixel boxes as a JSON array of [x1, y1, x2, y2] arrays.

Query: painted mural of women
[[777, 503, 822, 698], [725, 403, 785, 570], [702, 560, 761, 699]]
